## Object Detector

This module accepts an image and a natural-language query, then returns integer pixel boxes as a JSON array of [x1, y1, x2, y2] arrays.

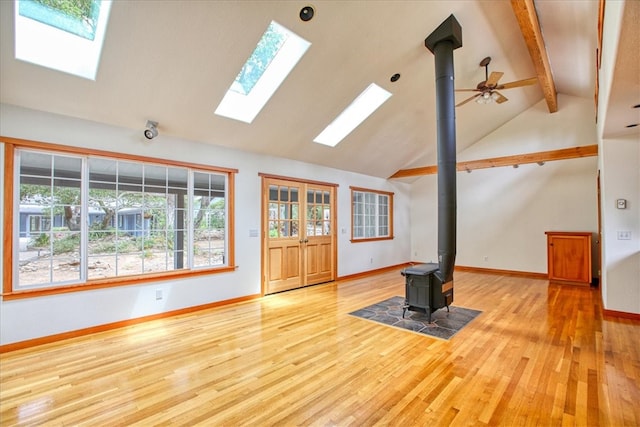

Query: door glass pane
[[279, 203, 288, 219], [269, 220, 278, 237], [267, 185, 299, 239], [269, 185, 278, 201], [280, 187, 289, 202]]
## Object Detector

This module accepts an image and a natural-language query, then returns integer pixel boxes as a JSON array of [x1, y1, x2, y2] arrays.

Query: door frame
[[259, 173, 338, 295]]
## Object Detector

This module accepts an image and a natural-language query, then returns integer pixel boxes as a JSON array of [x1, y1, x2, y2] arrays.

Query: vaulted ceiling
[[0, 1, 637, 179]]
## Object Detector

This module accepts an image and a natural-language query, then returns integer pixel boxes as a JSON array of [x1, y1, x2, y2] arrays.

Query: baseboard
[[338, 264, 547, 282], [337, 262, 413, 282], [602, 309, 640, 321], [0, 293, 261, 353], [454, 265, 548, 280]]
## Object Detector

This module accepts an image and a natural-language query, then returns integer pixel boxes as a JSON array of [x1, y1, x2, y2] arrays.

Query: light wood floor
[[1, 270, 639, 426]]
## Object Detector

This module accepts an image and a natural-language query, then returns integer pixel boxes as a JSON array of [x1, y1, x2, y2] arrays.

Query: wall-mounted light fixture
[[144, 120, 158, 140]]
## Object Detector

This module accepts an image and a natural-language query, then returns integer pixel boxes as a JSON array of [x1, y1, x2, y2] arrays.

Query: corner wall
[[596, 0, 640, 315], [599, 138, 640, 313], [411, 95, 599, 274]]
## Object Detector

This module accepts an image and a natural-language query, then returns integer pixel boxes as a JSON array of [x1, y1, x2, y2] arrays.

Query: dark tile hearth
[[349, 296, 482, 340]]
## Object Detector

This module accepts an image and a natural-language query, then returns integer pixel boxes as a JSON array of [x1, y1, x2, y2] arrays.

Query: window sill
[[1, 265, 238, 301], [350, 236, 394, 243]]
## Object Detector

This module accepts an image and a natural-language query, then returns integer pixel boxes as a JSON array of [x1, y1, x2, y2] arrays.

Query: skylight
[[215, 21, 311, 124], [14, 0, 112, 80], [314, 83, 392, 147]]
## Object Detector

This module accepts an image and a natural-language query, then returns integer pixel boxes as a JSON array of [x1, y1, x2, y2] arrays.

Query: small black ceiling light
[[300, 6, 314, 22], [390, 73, 401, 82]]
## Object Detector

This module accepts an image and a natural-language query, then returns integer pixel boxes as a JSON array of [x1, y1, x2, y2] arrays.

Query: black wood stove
[[401, 263, 454, 323], [402, 15, 461, 323]]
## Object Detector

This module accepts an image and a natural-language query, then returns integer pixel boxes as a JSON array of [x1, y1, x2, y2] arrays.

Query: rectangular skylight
[[215, 21, 311, 124], [14, 0, 112, 80], [314, 83, 392, 147]]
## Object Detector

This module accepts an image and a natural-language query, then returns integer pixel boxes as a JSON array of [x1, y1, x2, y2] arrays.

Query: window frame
[[350, 186, 394, 243], [2, 137, 237, 300]]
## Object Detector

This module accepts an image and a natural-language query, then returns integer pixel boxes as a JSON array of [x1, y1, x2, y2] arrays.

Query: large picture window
[[350, 187, 393, 242], [10, 145, 234, 293]]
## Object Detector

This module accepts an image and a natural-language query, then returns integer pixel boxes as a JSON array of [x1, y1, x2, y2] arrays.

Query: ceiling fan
[[456, 57, 537, 107]]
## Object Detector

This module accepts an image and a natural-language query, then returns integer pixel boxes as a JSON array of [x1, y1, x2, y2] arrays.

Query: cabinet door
[[547, 234, 591, 284]]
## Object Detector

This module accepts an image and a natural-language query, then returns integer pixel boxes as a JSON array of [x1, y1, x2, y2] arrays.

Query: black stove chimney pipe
[[425, 15, 462, 285]]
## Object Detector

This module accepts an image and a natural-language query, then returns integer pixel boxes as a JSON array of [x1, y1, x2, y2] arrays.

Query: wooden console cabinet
[[545, 231, 592, 286]]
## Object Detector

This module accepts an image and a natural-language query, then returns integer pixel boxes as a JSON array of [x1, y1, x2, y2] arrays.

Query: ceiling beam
[[510, 0, 558, 113], [389, 145, 598, 178]]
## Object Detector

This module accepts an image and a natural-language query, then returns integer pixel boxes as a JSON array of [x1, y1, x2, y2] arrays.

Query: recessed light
[[300, 6, 314, 21], [390, 73, 401, 82]]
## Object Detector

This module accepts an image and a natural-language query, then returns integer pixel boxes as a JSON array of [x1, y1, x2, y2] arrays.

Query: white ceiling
[[0, 1, 636, 178]]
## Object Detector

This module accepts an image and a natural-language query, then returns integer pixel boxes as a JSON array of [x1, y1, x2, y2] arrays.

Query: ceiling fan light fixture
[[491, 92, 499, 101]]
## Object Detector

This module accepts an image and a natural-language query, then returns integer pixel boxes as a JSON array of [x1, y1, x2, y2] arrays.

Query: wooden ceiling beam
[[389, 145, 597, 178], [510, 0, 558, 113]]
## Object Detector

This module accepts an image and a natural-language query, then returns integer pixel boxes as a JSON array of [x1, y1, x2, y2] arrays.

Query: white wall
[[595, 0, 640, 315], [599, 138, 640, 313], [0, 104, 411, 345], [411, 95, 599, 274]]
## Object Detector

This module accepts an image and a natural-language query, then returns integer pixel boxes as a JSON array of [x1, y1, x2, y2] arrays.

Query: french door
[[261, 176, 336, 294]]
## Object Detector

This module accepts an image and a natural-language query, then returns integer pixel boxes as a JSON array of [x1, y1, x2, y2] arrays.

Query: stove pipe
[[425, 15, 462, 285]]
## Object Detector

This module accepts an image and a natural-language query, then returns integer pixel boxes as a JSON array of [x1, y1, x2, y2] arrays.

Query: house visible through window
[[350, 187, 393, 242], [14, 147, 232, 291]]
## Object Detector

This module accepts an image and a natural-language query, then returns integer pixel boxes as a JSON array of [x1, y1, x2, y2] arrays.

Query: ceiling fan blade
[[496, 77, 538, 90], [455, 88, 481, 92], [486, 71, 504, 87], [494, 91, 508, 104], [456, 93, 480, 107]]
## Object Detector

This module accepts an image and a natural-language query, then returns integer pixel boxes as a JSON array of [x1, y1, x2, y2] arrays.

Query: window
[[351, 187, 393, 242], [214, 21, 311, 123], [314, 83, 392, 147], [14, 0, 112, 80], [11, 146, 234, 292]]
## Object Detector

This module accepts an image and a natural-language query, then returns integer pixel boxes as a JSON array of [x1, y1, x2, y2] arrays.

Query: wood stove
[[402, 15, 461, 323], [401, 263, 454, 323]]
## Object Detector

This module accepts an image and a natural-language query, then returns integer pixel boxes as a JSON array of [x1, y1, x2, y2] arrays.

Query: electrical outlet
[[155, 289, 163, 300], [617, 231, 632, 240]]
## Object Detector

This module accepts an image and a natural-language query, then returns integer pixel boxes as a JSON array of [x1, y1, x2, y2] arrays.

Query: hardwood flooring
[[1, 270, 639, 426]]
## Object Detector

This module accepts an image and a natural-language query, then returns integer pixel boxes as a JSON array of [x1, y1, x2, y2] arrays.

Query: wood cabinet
[[545, 232, 592, 286]]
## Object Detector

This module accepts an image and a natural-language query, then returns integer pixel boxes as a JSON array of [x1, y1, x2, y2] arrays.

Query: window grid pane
[[351, 189, 392, 240], [15, 148, 231, 290]]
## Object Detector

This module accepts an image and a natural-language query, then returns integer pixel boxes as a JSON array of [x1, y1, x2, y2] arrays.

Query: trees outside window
[[14, 148, 231, 291]]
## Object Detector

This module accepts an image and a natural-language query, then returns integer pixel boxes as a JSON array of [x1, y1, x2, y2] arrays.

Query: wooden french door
[[262, 176, 336, 295]]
